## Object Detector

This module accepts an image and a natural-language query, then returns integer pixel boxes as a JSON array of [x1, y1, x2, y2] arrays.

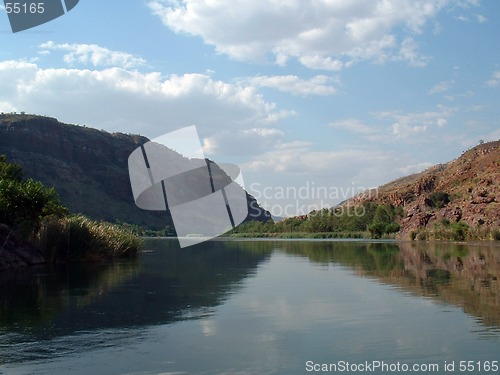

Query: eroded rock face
[[347, 140, 500, 238], [0, 224, 45, 270]]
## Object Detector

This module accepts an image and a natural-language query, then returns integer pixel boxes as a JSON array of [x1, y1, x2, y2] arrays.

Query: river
[[1, 239, 499, 374]]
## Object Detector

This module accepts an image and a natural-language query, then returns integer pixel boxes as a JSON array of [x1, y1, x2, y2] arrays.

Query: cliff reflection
[[1, 238, 498, 362], [275, 240, 500, 327], [0, 239, 271, 339]]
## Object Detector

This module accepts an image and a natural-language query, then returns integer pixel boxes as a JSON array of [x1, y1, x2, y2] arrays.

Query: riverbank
[[229, 231, 373, 239], [0, 216, 142, 270], [228, 227, 500, 241], [0, 155, 142, 269]]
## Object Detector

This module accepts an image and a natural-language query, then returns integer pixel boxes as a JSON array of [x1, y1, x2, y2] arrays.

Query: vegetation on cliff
[[232, 140, 500, 241], [0, 155, 141, 264]]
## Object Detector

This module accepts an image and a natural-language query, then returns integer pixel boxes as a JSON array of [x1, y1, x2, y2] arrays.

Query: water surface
[[1, 239, 499, 374]]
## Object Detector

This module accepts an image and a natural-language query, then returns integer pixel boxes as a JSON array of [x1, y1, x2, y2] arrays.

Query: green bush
[[366, 205, 402, 238], [416, 231, 428, 241], [451, 221, 469, 241], [0, 156, 67, 237], [428, 191, 450, 208], [1, 155, 142, 262]]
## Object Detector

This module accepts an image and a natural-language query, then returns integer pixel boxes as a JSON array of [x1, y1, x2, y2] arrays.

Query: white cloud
[[244, 75, 337, 96], [429, 80, 454, 94], [454, 0, 480, 7], [486, 71, 500, 87], [396, 37, 431, 67], [455, 15, 470, 22], [397, 162, 434, 175], [376, 105, 456, 138], [39, 41, 147, 69], [203, 127, 285, 156], [245, 141, 391, 178], [331, 106, 455, 141], [147, 0, 448, 70], [392, 122, 428, 136], [242, 140, 426, 214], [0, 59, 289, 155], [298, 56, 345, 71], [329, 119, 375, 135], [475, 14, 487, 23]]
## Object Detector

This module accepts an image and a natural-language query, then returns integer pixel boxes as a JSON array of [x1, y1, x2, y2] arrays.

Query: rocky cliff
[[349, 140, 500, 238], [0, 114, 271, 231]]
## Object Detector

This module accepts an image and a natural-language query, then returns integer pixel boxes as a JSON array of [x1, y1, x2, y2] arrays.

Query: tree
[[367, 204, 402, 238], [0, 155, 67, 238], [0, 155, 23, 182]]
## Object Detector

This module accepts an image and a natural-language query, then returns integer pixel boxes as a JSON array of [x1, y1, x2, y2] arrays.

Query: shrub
[[416, 231, 428, 241], [451, 221, 469, 241], [367, 205, 402, 238], [440, 218, 451, 227], [367, 221, 384, 239], [428, 191, 450, 208], [37, 215, 142, 262], [492, 229, 500, 241], [0, 156, 67, 238]]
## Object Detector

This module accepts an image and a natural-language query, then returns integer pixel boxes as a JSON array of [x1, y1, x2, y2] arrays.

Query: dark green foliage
[[0, 156, 67, 237], [428, 191, 450, 208], [113, 221, 176, 237], [450, 221, 469, 241], [231, 202, 403, 239], [0, 155, 23, 182], [366, 205, 402, 238], [440, 218, 451, 227], [0, 154, 141, 261]]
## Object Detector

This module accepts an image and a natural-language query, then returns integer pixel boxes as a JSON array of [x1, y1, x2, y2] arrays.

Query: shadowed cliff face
[[0, 114, 271, 230]]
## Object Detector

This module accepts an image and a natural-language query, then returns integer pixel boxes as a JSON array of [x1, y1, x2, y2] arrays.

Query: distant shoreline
[[141, 236, 500, 245]]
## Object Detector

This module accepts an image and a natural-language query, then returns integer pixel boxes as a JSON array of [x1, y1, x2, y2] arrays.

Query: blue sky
[[1, 0, 499, 216]]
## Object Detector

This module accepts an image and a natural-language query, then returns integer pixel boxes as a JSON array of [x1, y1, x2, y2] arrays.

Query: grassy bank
[[410, 222, 500, 242], [229, 231, 385, 239], [36, 215, 142, 262], [230, 202, 498, 242], [1, 155, 142, 263]]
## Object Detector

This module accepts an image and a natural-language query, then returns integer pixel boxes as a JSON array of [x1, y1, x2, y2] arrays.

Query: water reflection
[[266, 240, 500, 328], [0, 239, 271, 365], [0, 238, 499, 370], [0, 261, 141, 331]]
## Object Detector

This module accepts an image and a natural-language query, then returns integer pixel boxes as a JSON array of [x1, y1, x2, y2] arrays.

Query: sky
[[0, 0, 499, 217]]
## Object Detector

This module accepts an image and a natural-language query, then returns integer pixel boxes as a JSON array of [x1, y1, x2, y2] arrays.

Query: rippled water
[[1, 239, 499, 374]]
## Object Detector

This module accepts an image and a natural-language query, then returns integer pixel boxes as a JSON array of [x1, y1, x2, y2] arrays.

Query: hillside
[[349, 140, 499, 239], [231, 140, 499, 240], [0, 114, 271, 231]]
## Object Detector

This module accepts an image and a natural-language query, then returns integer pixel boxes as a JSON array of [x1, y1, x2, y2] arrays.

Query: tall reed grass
[[36, 215, 142, 262]]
